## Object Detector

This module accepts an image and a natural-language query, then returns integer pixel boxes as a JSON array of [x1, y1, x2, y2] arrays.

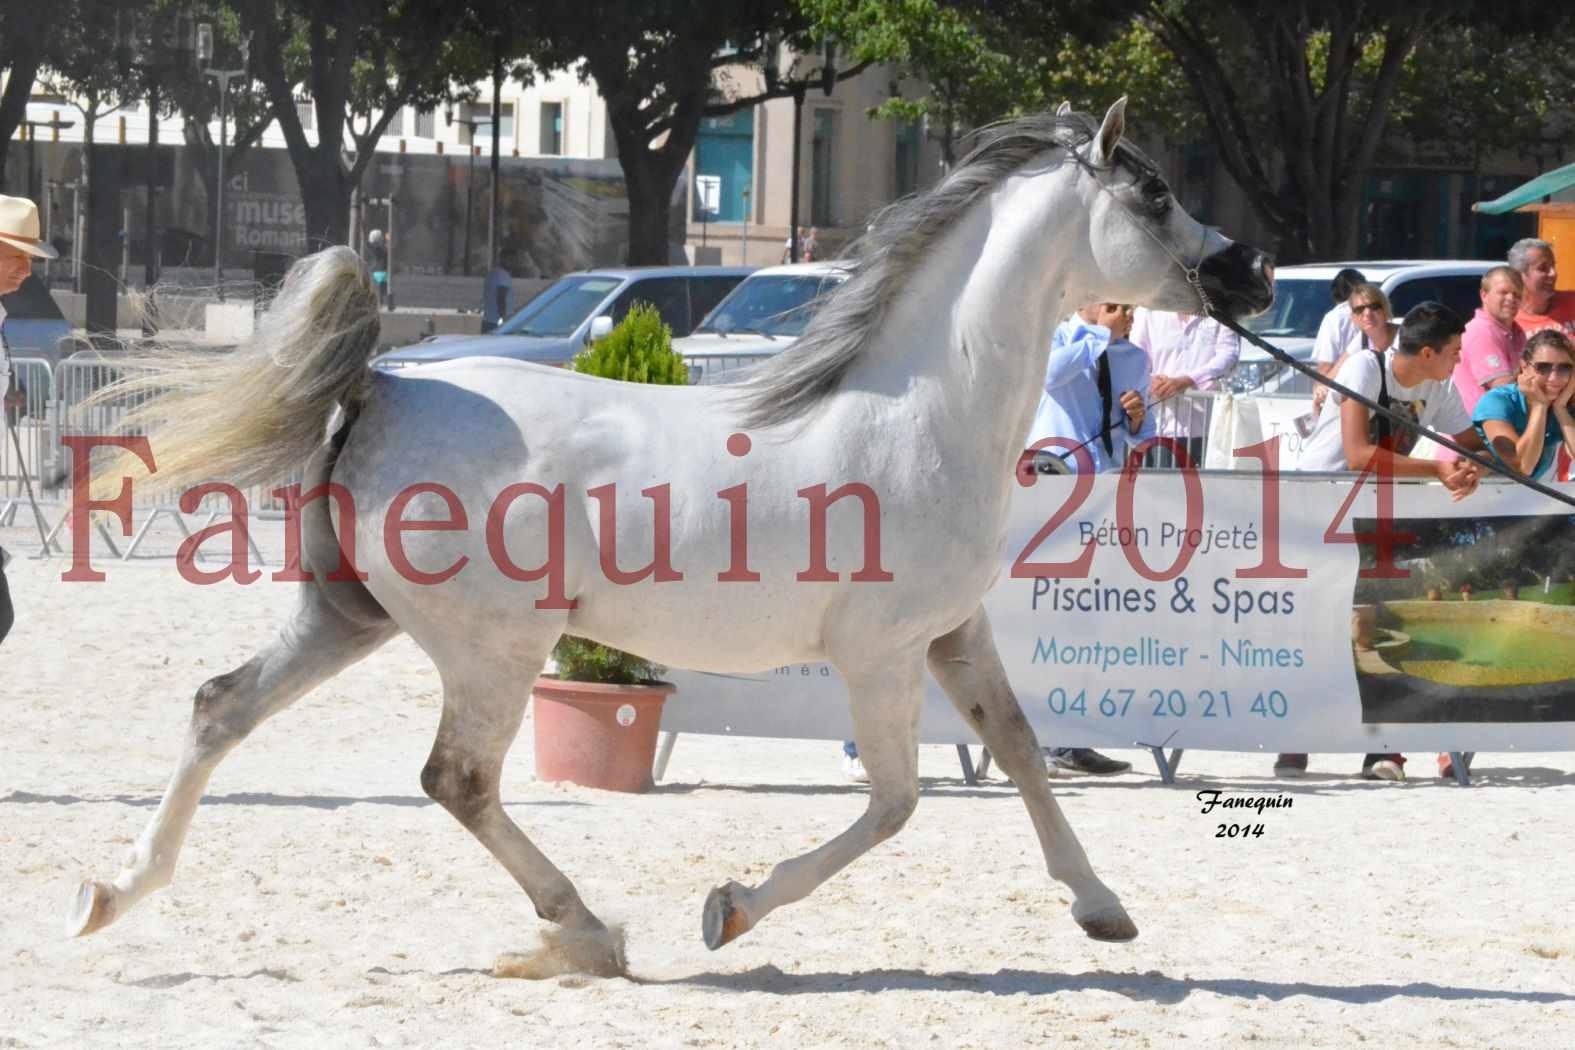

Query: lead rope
[[1083, 148, 1575, 509], [1212, 312, 1575, 511]]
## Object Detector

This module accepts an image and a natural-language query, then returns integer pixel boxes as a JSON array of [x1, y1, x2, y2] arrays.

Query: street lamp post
[[446, 108, 495, 276], [116, 6, 196, 318], [197, 23, 249, 301], [741, 187, 751, 265], [788, 83, 805, 263]]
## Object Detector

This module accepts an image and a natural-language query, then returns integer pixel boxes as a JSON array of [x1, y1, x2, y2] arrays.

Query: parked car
[[373, 265, 753, 370], [671, 261, 853, 384], [1232, 259, 1497, 393]]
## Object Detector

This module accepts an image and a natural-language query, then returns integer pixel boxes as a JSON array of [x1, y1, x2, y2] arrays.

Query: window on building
[[468, 102, 515, 141], [415, 108, 435, 138], [296, 99, 314, 131], [894, 119, 920, 199], [811, 109, 837, 226], [540, 102, 564, 155]]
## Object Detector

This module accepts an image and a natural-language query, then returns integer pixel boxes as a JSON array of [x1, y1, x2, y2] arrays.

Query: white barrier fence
[[2, 357, 54, 503], [660, 471, 1575, 766], [2, 355, 304, 560]]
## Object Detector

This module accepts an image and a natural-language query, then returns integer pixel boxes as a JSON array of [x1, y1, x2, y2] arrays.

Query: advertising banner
[[661, 472, 1575, 753]]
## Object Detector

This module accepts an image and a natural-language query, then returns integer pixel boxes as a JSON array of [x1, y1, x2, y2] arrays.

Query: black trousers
[[0, 553, 13, 646]]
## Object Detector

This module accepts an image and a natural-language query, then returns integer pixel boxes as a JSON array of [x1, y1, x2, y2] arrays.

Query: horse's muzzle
[[1198, 242, 1275, 320]]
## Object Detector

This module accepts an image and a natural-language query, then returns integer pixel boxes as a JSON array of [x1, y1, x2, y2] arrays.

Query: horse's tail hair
[[87, 246, 380, 499]]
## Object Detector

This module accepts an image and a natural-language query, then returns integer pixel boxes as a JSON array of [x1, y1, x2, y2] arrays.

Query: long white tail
[[87, 246, 381, 497]]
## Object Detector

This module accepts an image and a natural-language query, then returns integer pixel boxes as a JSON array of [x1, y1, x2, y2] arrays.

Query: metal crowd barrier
[[682, 350, 775, 386], [2, 357, 54, 502], [3, 354, 308, 561]]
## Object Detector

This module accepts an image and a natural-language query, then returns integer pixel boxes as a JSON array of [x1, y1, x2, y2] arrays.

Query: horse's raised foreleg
[[420, 657, 624, 979], [928, 605, 1136, 941], [67, 583, 397, 937], [703, 651, 925, 950]]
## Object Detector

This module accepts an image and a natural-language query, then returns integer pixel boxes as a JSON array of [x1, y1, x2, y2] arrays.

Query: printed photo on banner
[[1351, 513, 1575, 723]]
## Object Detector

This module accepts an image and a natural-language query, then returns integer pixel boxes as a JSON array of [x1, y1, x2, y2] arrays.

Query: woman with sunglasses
[[1472, 329, 1575, 479], [1311, 283, 1396, 416]]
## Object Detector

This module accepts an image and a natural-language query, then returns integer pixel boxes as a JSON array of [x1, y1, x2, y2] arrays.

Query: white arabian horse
[[68, 99, 1273, 976]]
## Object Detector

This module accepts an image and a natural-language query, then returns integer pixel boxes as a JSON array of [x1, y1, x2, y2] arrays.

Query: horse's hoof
[[702, 882, 752, 950], [66, 879, 117, 938], [493, 923, 627, 980], [1077, 906, 1138, 943]]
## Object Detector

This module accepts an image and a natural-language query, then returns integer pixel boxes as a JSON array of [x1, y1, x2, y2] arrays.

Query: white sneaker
[[1365, 759, 1406, 782], [841, 754, 869, 784]]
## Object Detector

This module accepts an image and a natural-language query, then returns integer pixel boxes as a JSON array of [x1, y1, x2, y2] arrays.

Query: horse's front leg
[[928, 605, 1137, 942], [703, 650, 926, 950]]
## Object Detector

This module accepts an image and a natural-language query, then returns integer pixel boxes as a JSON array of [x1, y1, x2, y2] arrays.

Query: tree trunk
[[623, 157, 676, 265], [297, 156, 352, 249], [604, 107, 695, 265], [0, 54, 40, 189]]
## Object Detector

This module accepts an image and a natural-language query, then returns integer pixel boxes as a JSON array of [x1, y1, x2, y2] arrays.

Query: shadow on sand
[[664, 964, 1575, 1006], [0, 790, 587, 811]]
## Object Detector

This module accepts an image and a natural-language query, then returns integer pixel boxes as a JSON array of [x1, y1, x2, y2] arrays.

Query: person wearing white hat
[[0, 193, 58, 646]]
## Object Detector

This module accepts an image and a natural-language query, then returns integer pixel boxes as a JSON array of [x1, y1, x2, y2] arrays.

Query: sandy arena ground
[[2, 529, 1572, 1049]]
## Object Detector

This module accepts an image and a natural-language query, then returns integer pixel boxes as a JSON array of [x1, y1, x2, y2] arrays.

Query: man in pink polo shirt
[[1452, 265, 1524, 413]]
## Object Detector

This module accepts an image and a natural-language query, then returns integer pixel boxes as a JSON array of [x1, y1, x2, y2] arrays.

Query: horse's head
[[1067, 99, 1274, 320]]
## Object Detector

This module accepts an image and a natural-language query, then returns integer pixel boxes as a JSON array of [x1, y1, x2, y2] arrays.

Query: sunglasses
[[1350, 303, 1386, 315], [1531, 362, 1574, 378]]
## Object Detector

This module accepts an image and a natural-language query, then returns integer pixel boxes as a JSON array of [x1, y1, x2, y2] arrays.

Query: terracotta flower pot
[[532, 677, 673, 793]]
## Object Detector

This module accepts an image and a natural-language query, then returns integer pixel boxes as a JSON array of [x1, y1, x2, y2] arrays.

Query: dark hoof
[[1078, 908, 1139, 943], [702, 882, 751, 950]]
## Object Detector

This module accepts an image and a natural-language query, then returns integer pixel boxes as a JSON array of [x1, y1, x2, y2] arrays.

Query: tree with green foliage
[[1387, 22, 1575, 247], [534, 0, 882, 264], [0, 0, 55, 186], [230, 0, 482, 248], [828, 0, 1565, 260], [1124, 0, 1571, 259], [808, 0, 1190, 170], [552, 302, 688, 684]]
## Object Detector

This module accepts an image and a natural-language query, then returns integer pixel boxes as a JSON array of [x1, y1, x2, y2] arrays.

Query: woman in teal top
[[1472, 329, 1575, 479]]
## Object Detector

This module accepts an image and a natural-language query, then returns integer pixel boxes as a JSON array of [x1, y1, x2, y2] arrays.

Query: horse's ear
[[1091, 96, 1128, 167], [1056, 100, 1072, 116]]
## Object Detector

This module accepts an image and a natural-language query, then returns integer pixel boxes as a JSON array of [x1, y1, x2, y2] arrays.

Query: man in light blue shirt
[[1020, 303, 1150, 777], [1027, 303, 1154, 473]]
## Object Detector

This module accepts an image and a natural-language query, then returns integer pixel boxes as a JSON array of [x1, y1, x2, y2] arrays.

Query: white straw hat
[[0, 195, 59, 259]]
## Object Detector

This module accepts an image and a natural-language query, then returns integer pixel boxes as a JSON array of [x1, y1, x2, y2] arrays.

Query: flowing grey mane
[[734, 110, 1166, 430]]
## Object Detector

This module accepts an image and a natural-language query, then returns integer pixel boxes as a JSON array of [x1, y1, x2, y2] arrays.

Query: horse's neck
[[851, 199, 1072, 477]]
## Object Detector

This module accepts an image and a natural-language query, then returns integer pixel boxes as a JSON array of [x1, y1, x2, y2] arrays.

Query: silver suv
[[1234, 260, 1497, 393], [375, 265, 753, 370]]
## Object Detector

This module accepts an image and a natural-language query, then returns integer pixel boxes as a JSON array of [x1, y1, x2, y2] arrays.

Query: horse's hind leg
[[703, 650, 926, 949], [419, 645, 623, 979], [67, 582, 397, 937], [928, 605, 1136, 941]]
